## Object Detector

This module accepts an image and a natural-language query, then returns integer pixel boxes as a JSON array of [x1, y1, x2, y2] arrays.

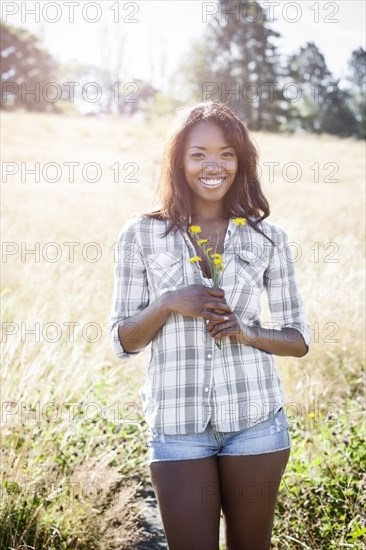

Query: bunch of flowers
[[188, 217, 247, 349]]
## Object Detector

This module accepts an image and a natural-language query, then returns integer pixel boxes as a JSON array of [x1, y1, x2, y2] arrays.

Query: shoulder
[[116, 215, 172, 251]]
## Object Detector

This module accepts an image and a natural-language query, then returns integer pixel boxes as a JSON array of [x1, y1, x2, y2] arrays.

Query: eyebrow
[[188, 145, 233, 150]]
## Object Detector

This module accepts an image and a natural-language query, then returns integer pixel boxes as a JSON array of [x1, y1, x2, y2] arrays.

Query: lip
[[198, 176, 227, 188]]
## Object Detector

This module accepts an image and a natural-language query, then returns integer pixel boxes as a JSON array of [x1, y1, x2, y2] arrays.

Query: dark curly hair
[[142, 100, 274, 243]]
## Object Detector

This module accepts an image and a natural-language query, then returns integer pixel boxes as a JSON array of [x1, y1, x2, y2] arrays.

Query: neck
[[189, 199, 226, 224], [189, 212, 227, 225]]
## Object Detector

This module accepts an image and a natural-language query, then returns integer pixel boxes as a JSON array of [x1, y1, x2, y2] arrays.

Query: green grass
[[272, 398, 366, 549]]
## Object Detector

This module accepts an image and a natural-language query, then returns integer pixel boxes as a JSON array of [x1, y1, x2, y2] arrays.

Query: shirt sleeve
[[109, 218, 150, 360], [263, 226, 312, 354]]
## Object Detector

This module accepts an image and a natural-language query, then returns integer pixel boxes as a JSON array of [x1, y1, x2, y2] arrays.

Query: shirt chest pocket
[[236, 248, 268, 287], [146, 251, 184, 291]]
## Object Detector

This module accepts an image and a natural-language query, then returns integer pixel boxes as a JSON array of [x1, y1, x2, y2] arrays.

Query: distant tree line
[[0, 22, 158, 116], [1, 5, 365, 139]]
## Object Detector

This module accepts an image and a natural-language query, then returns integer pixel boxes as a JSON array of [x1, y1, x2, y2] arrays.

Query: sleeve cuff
[[283, 322, 312, 354], [110, 321, 141, 360]]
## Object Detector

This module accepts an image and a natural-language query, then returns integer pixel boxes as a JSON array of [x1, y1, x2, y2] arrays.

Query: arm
[[110, 218, 171, 359], [238, 325, 308, 357], [239, 226, 311, 357], [249, 225, 311, 356], [117, 292, 172, 354]]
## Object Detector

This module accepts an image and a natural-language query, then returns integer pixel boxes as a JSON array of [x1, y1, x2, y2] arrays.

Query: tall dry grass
[[1, 111, 365, 548]]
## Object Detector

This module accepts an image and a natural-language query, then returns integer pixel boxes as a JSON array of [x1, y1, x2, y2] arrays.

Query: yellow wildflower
[[232, 217, 247, 226], [188, 225, 202, 235], [186, 230, 225, 350]]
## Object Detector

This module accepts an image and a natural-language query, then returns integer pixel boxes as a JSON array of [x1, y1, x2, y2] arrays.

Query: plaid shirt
[[109, 214, 312, 435]]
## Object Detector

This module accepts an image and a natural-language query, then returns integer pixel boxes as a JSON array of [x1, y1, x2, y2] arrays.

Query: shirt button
[[207, 353, 212, 358], [204, 387, 209, 392]]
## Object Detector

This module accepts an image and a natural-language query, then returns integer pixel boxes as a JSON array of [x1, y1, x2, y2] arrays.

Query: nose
[[202, 161, 224, 174]]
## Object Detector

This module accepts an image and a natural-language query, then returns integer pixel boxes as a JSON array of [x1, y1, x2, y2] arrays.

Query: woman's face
[[182, 120, 238, 203]]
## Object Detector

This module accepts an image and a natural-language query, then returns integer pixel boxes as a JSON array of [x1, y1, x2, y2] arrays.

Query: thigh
[[218, 449, 290, 550], [149, 456, 221, 550]]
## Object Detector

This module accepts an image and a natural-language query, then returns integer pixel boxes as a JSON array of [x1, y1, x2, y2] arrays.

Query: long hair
[[142, 100, 274, 244]]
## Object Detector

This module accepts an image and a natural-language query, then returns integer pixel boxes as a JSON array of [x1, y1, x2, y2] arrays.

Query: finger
[[209, 310, 234, 325], [213, 297, 232, 308], [207, 287, 225, 296], [209, 321, 236, 338], [204, 296, 230, 307], [208, 313, 230, 323], [207, 320, 222, 330], [208, 311, 233, 325], [203, 312, 224, 324], [209, 319, 232, 336], [212, 308, 233, 316], [205, 302, 232, 313], [203, 312, 230, 324], [203, 308, 227, 319]]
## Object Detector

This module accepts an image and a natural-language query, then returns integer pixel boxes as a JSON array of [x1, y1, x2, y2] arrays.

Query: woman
[[109, 101, 311, 550]]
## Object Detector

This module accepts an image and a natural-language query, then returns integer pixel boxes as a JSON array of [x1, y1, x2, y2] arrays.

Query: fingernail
[[223, 316, 229, 320]]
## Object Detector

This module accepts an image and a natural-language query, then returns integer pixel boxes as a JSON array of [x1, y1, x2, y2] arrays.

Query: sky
[[2, 0, 365, 92]]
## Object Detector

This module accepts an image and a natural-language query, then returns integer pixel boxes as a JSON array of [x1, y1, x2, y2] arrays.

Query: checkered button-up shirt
[[109, 214, 312, 435]]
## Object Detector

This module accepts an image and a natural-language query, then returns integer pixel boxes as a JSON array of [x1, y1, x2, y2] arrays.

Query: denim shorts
[[147, 407, 291, 464]]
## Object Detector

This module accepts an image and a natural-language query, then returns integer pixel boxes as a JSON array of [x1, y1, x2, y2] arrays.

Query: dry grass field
[[1, 110, 365, 548]]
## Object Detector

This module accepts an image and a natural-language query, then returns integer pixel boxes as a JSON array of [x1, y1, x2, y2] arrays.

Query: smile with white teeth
[[199, 176, 227, 188]]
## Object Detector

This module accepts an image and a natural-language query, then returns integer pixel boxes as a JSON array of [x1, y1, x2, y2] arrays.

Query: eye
[[191, 152, 204, 158], [222, 151, 235, 158]]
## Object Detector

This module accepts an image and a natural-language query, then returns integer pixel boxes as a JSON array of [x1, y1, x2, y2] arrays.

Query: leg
[[149, 456, 221, 550], [218, 449, 290, 550]]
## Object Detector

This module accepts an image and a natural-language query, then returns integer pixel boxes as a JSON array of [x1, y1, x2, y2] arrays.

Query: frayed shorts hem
[[148, 445, 291, 465], [147, 407, 291, 464]]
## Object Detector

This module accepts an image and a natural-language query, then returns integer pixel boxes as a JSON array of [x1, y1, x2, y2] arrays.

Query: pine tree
[[207, 0, 284, 130], [287, 42, 360, 137]]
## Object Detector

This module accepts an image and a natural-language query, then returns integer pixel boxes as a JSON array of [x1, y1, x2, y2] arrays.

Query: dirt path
[[134, 480, 168, 549]]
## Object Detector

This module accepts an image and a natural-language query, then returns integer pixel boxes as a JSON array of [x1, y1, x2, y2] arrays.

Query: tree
[[346, 47, 366, 139], [173, 1, 286, 131], [113, 79, 158, 116], [348, 47, 366, 90], [287, 42, 335, 133], [207, 0, 285, 130], [1, 23, 59, 112], [287, 42, 360, 137], [319, 86, 359, 137]]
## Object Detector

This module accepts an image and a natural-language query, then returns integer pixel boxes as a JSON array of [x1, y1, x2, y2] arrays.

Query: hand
[[167, 285, 232, 323], [207, 310, 245, 343]]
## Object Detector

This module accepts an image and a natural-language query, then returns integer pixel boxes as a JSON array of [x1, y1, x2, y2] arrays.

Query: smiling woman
[[109, 100, 312, 549]]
